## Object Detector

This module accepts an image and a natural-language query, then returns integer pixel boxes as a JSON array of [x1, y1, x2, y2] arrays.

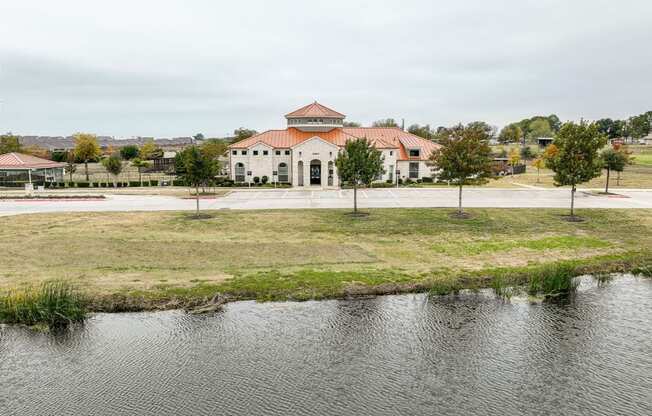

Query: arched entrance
[[235, 163, 245, 183], [297, 161, 304, 186], [310, 159, 321, 186]]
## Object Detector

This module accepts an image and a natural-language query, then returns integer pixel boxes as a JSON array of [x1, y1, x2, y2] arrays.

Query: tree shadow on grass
[[449, 211, 472, 220], [560, 214, 585, 223]]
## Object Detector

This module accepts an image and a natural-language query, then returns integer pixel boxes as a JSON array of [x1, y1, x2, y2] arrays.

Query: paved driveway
[[2, 188, 652, 216]]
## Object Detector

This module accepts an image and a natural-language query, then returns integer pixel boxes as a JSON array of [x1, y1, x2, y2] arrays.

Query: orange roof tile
[[228, 128, 440, 160], [0, 153, 66, 169], [285, 102, 346, 118]]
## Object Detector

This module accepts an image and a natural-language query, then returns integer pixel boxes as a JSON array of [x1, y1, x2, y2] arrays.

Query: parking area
[[211, 187, 652, 210], [2, 187, 652, 216]]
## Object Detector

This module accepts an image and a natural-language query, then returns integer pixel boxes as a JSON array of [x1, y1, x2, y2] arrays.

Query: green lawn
[[1, 208, 650, 310]]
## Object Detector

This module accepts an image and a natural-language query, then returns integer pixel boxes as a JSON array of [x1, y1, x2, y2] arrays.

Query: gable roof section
[[285, 102, 346, 118], [228, 128, 440, 160], [0, 153, 66, 169]]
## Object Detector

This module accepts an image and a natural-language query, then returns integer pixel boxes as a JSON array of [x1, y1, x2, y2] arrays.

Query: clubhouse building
[[228, 102, 440, 187]]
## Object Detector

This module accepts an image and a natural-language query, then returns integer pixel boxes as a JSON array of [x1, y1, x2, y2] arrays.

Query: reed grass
[[0, 281, 87, 327], [527, 263, 579, 297]]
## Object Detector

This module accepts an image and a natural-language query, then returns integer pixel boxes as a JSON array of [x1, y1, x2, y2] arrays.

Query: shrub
[[404, 178, 413, 185], [129, 181, 141, 187], [150, 180, 159, 186], [261, 175, 269, 184], [253, 176, 260, 184], [0, 281, 87, 328], [416, 179, 423, 184], [76, 182, 90, 188], [422, 177, 433, 183], [371, 182, 393, 188]]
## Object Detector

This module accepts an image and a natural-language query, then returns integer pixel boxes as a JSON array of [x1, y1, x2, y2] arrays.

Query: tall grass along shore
[[0, 281, 87, 327]]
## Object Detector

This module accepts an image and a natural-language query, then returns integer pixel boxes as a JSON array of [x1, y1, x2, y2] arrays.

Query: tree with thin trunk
[[131, 158, 151, 186], [508, 148, 521, 175], [73, 133, 100, 182], [532, 157, 545, 183], [334, 138, 384, 215], [544, 122, 606, 219], [176, 146, 220, 218], [600, 148, 627, 194], [65, 151, 77, 183], [430, 124, 493, 217], [101, 154, 123, 188]]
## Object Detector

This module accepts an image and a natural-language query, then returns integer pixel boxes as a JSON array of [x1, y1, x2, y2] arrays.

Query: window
[[409, 162, 419, 179], [241, 150, 247, 155], [235, 163, 245, 182], [263, 150, 268, 156], [388, 165, 394, 182], [253, 150, 259, 156], [389, 150, 393, 156], [285, 150, 290, 155], [409, 149, 420, 158], [278, 163, 289, 183], [232, 150, 237, 155], [275, 150, 281, 155]]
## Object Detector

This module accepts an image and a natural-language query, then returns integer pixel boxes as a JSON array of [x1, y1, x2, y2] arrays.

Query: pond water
[[1, 276, 651, 415]]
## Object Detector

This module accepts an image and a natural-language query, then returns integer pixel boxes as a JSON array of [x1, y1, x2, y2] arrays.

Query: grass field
[[1, 208, 650, 310]]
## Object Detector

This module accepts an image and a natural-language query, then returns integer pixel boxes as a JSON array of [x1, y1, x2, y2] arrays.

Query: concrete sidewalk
[[1, 188, 652, 216]]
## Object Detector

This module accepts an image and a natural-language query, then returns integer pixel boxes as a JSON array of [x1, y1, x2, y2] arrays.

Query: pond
[[1, 275, 651, 415]]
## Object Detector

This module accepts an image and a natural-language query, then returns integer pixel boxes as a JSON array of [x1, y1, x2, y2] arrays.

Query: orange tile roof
[[285, 101, 346, 118], [229, 128, 440, 160], [0, 152, 66, 169]]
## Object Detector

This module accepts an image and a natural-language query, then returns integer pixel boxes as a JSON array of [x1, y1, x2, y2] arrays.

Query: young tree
[[176, 146, 220, 217], [545, 122, 606, 219], [508, 148, 521, 175], [0, 133, 22, 153], [334, 138, 384, 214], [600, 148, 627, 193], [101, 154, 123, 188], [131, 158, 151, 186], [65, 151, 77, 183], [139, 140, 163, 160], [532, 156, 546, 183], [119, 145, 140, 160], [73, 133, 101, 181], [431, 124, 493, 217]]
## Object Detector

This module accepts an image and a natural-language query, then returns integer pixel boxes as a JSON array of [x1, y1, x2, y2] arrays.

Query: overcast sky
[[1, 0, 651, 138]]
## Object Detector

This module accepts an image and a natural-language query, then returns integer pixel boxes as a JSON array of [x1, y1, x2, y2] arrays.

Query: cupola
[[285, 101, 346, 132]]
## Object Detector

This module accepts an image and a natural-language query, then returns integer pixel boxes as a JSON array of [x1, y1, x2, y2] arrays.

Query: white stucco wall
[[291, 137, 340, 187], [230, 143, 293, 184], [396, 160, 435, 181]]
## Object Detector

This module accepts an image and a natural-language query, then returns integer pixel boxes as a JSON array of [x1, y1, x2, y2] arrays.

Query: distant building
[[227, 102, 440, 187], [0, 152, 65, 186], [537, 137, 554, 148]]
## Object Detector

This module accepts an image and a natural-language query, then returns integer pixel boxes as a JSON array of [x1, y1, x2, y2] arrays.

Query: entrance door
[[310, 160, 321, 186]]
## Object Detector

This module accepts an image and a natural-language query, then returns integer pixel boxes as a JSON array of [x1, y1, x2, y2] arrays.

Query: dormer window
[[409, 149, 420, 158]]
